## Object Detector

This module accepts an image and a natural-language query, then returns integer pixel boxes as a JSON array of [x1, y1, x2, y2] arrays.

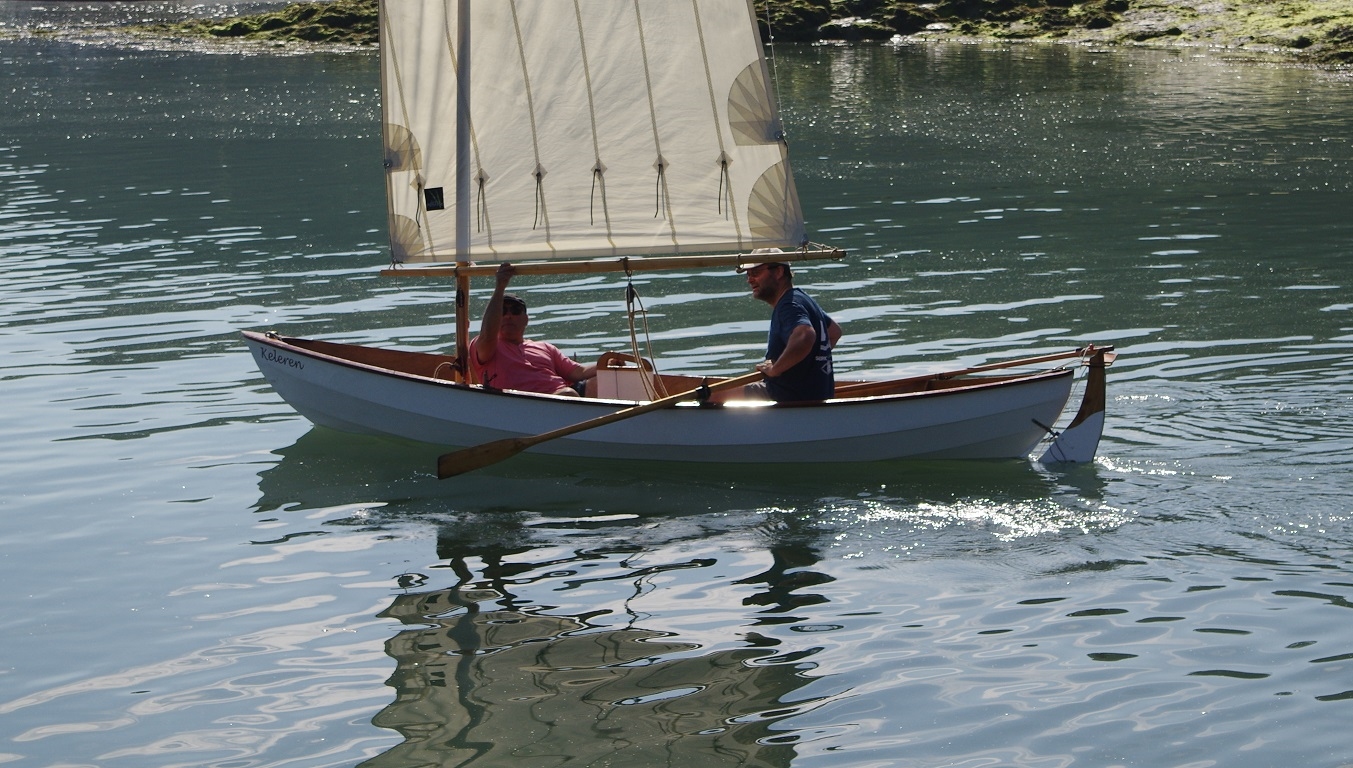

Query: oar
[[436, 370, 764, 479], [831, 346, 1109, 398]]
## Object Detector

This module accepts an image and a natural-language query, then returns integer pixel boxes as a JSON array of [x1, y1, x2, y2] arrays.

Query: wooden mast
[[453, 0, 471, 383]]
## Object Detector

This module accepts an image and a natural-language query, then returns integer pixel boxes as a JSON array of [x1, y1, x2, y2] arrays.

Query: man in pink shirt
[[470, 263, 596, 396]]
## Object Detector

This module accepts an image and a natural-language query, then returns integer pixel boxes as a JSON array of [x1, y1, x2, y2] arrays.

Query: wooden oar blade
[[436, 436, 533, 479]]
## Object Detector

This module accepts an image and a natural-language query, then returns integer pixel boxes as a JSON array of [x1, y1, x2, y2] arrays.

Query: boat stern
[[1038, 346, 1115, 464]]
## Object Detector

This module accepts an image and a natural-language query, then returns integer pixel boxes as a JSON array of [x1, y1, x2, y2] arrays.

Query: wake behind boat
[[243, 0, 1116, 475]]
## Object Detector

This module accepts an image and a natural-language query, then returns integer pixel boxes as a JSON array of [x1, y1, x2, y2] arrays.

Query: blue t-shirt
[[765, 288, 835, 402]]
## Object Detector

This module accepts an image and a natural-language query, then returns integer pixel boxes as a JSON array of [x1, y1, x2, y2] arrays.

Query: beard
[[752, 281, 780, 303]]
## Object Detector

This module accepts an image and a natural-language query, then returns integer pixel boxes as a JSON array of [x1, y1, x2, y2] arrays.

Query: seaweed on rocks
[[98, 0, 1353, 68], [139, 0, 378, 47]]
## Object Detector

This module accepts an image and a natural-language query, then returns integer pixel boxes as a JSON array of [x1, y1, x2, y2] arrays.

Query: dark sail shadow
[[356, 537, 836, 768]]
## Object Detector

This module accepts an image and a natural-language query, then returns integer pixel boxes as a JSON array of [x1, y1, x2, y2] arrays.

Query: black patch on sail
[[424, 187, 445, 211]]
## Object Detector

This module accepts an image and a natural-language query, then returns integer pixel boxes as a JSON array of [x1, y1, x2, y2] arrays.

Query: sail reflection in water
[[361, 546, 826, 767]]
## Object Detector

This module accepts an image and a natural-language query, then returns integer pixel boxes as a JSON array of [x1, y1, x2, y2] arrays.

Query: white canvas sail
[[380, 0, 806, 264]]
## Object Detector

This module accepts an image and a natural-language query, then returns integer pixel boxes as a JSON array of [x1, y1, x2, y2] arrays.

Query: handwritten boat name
[[261, 348, 305, 370]]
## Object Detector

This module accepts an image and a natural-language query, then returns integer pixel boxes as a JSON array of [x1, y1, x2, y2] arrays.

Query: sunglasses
[[502, 304, 527, 316]]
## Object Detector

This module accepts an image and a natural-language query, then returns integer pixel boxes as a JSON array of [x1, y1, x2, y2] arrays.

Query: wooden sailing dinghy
[[242, 0, 1115, 474]]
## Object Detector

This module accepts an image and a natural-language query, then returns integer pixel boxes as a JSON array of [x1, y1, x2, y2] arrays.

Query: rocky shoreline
[[49, 0, 1353, 67], [778, 0, 1353, 67]]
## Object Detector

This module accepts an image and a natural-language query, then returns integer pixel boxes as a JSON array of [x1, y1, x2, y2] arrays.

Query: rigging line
[[763, 1, 784, 114], [624, 283, 666, 399], [625, 284, 648, 398], [638, 298, 668, 397]]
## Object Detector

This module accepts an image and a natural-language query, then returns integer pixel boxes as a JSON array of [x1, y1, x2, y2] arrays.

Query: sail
[[380, 0, 806, 264]]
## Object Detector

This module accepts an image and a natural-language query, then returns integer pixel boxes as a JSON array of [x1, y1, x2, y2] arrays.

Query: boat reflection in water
[[252, 426, 1104, 522], [359, 543, 825, 768], [254, 430, 1113, 767]]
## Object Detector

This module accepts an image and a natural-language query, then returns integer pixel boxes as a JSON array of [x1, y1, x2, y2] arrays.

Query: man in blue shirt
[[741, 254, 842, 402]]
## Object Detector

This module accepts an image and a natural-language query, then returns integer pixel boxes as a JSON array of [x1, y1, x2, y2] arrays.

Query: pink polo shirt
[[469, 336, 583, 394]]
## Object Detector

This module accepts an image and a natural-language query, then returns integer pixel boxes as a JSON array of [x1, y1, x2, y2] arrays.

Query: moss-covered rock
[[818, 16, 897, 40], [136, 0, 1353, 67], [882, 2, 941, 35], [140, 0, 378, 46], [1302, 23, 1353, 64], [756, 0, 834, 42]]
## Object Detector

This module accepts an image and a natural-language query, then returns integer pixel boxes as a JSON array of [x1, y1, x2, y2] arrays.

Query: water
[[4, 7, 1353, 765]]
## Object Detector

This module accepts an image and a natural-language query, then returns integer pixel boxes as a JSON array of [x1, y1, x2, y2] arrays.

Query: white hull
[[243, 331, 1108, 466]]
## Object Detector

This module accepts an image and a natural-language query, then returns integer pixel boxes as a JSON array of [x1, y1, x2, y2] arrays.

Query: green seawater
[[3, 16, 1352, 767]]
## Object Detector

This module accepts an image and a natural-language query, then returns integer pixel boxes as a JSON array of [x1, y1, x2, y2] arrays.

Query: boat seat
[[592, 351, 665, 400]]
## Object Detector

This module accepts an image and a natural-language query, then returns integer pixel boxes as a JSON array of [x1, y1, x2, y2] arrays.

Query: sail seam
[[573, 1, 616, 248], [631, 0, 679, 248], [692, 0, 745, 244], [510, 0, 553, 249], [383, 0, 806, 263]]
